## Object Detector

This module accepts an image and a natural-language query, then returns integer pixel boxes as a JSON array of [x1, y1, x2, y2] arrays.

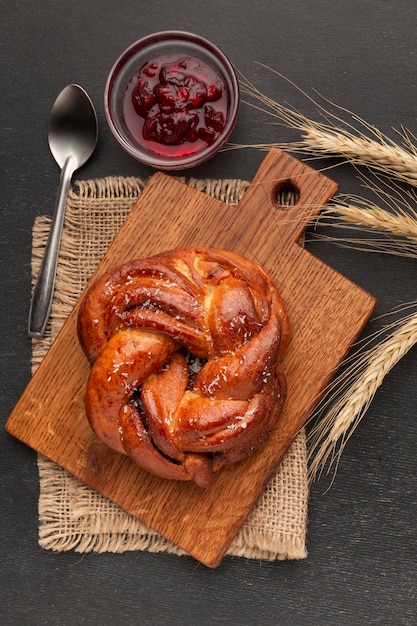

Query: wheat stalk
[[311, 197, 417, 259], [313, 209, 417, 259], [310, 172, 417, 257], [329, 203, 417, 240], [308, 305, 417, 482], [233, 66, 417, 481], [235, 65, 417, 186]]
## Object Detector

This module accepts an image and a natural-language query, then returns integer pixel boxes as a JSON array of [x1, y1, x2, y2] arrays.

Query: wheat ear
[[308, 306, 417, 482], [310, 172, 417, 257], [328, 203, 417, 241], [235, 66, 417, 186], [314, 204, 417, 259]]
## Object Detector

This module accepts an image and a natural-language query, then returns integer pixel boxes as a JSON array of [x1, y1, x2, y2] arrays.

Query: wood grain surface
[[6, 149, 376, 567]]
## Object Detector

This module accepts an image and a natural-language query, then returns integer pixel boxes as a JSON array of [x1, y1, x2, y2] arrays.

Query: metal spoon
[[28, 84, 98, 338]]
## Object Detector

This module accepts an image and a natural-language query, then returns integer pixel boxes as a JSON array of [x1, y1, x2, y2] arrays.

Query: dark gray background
[[1, 1, 416, 624]]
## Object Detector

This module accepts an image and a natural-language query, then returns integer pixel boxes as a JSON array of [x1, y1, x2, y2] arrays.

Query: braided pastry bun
[[77, 247, 290, 487]]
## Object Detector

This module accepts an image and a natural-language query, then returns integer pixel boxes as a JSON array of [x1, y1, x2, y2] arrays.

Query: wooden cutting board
[[6, 149, 376, 567]]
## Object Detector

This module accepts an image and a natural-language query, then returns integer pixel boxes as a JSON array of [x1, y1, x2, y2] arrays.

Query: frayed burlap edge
[[32, 175, 308, 561]]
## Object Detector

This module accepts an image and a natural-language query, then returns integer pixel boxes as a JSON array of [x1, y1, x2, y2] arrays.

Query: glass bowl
[[104, 31, 240, 170]]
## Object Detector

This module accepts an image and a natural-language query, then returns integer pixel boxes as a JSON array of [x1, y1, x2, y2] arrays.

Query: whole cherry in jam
[[125, 54, 228, 155]]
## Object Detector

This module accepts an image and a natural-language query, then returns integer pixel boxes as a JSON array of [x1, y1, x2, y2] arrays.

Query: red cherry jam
[[123, 54, 229, 158]]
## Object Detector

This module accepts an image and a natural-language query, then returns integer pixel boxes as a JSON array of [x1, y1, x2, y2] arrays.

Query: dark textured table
[[1, 2, 416, 624]]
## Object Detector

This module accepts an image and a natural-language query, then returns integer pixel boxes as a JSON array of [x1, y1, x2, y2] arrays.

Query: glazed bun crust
[[78, 247, 290, 487]]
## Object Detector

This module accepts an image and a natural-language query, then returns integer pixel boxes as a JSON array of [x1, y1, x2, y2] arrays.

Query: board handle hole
[[272, 180, 300, 209]]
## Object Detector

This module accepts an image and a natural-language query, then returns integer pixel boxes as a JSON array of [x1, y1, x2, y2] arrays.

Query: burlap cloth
[[31, 176, 308, 561]]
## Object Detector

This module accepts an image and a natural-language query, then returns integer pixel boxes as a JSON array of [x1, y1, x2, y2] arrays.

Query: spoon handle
[[28, 157, 75, 338]]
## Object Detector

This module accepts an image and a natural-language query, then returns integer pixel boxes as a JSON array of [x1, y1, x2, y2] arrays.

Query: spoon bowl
[[28, 84, 98, 338], [48, 85, 98, 169]]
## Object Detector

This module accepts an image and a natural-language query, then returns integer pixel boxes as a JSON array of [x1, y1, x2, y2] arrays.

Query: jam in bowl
[[104, 31, 240, 170]]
